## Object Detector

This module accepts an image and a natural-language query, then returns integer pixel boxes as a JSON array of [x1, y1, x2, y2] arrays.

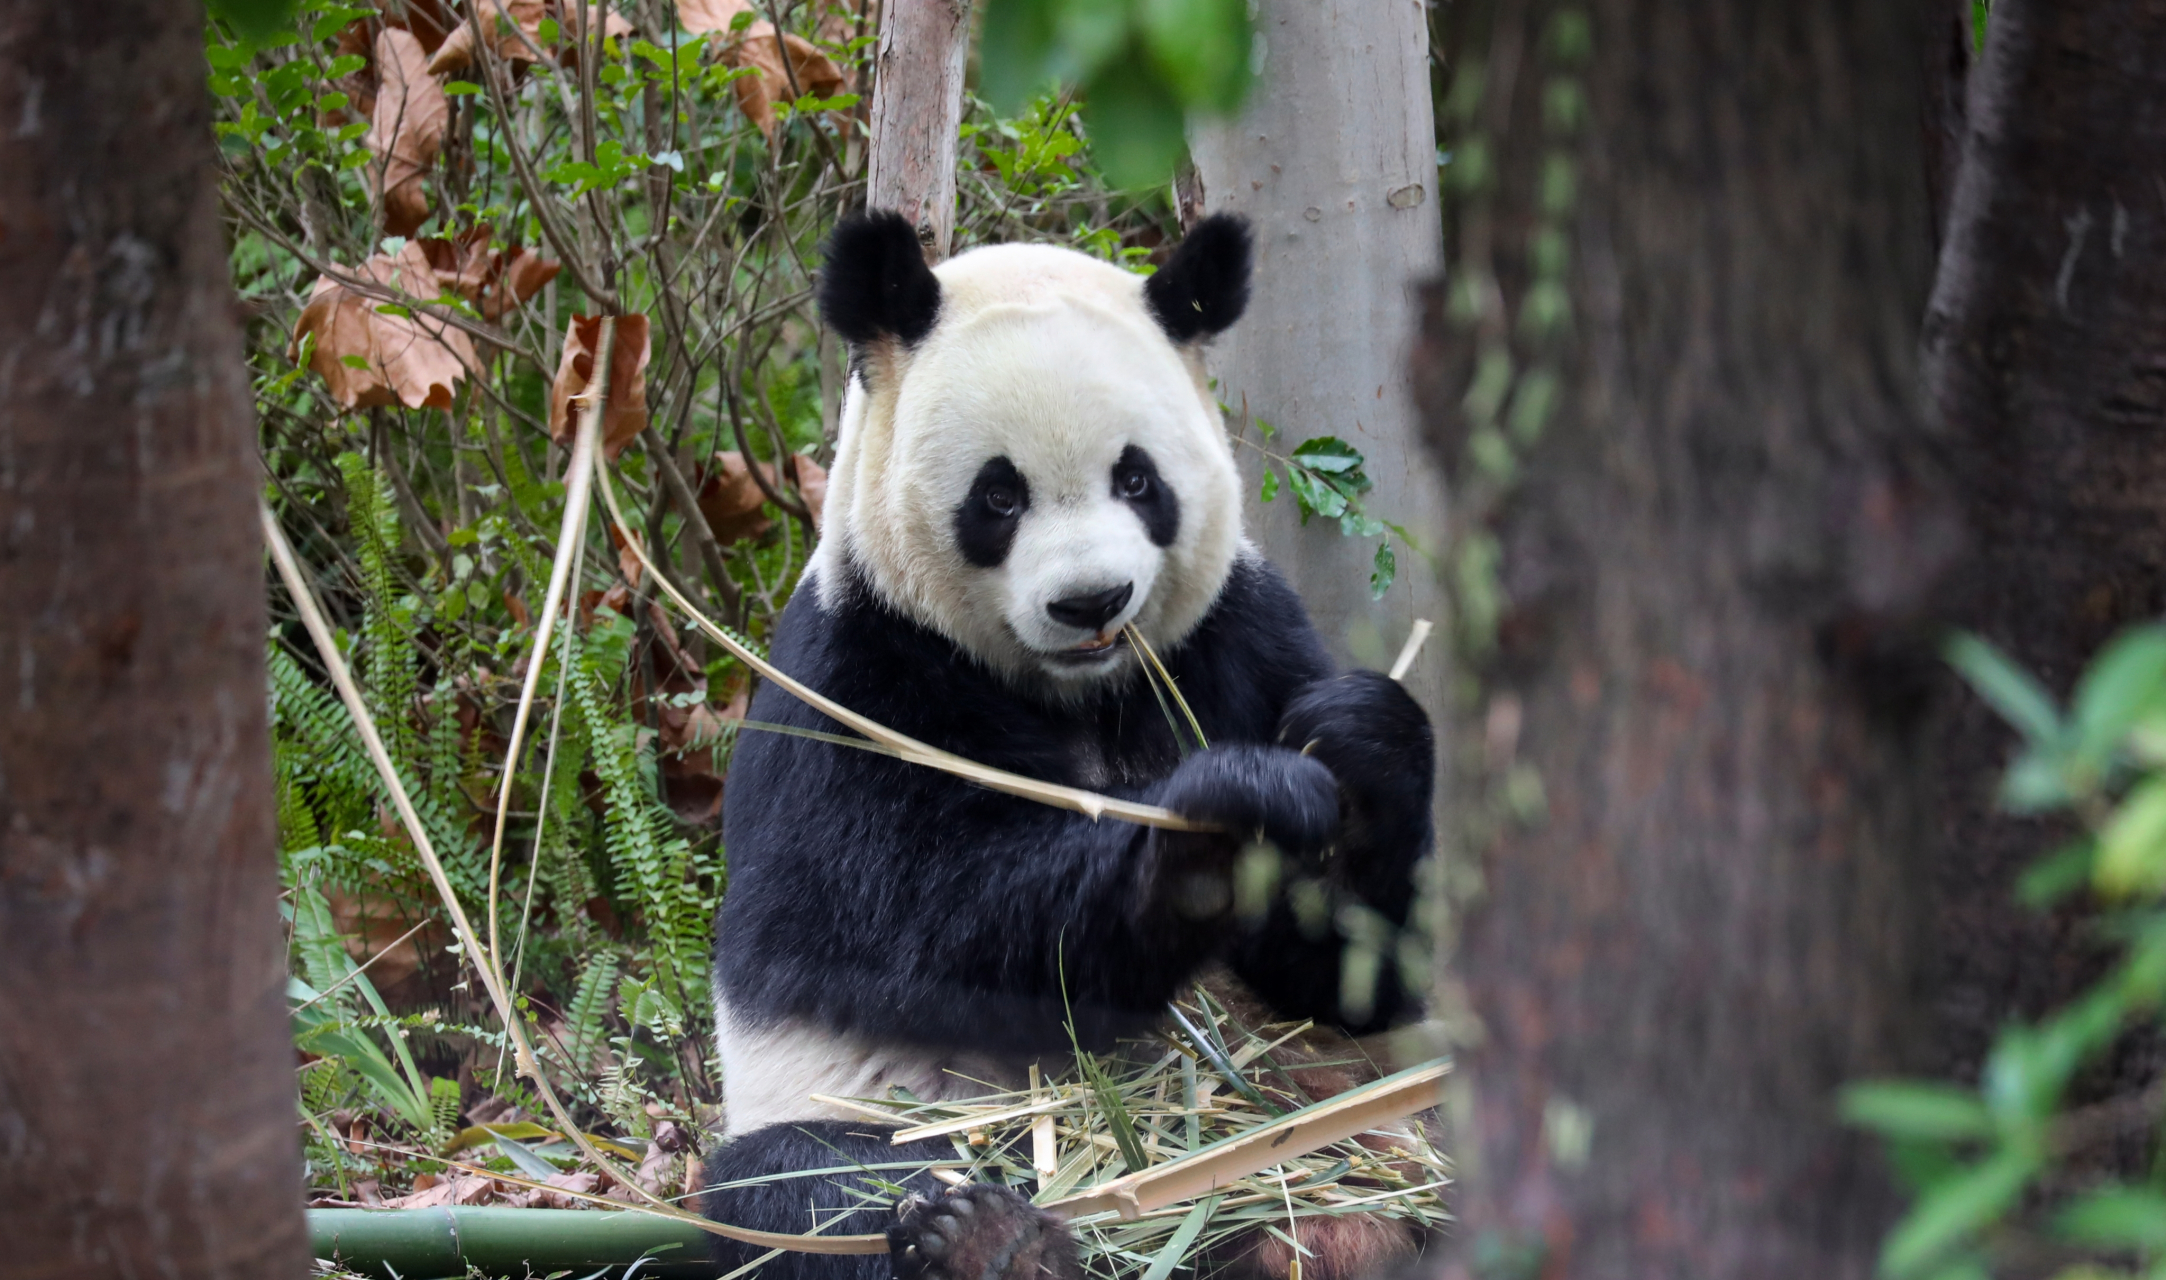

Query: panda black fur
[[703, 211, 1435, 1280]]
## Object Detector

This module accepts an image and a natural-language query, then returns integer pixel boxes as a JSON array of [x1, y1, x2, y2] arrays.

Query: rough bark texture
[[1423, 3, 1938, 1273], [865, 0, 970, 259], [1188, 0, 1449, 696], [0, 3, 308, 1277], [1922, 0, 2166, 1094]]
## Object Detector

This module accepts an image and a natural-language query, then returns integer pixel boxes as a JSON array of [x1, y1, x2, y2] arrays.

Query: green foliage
[[220, 0, 1206, 1200], [1846, 625, 2166, 1278], [980, 0, 1253, 188], [1244, 429, 1415, 601]]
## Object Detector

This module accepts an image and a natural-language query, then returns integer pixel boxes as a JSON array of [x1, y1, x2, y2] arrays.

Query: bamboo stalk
[[310, 1207, 714, 1279]]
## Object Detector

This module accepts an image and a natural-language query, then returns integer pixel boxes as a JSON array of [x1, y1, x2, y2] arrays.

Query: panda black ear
[[1145, 213, 1253, 344], [819, 210, 942, 347]]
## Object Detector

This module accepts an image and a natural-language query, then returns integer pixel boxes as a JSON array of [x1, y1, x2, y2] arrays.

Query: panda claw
[[888, 1184, 1080, 1280]]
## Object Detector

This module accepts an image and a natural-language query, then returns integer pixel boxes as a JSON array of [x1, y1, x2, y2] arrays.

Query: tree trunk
[[1923, 0, 2166, 1096], [1187, 0, 1450, 697], [1421, 3, 1938, 1272], [0, 4, 308, 1278], [865, 0, 971, 259]]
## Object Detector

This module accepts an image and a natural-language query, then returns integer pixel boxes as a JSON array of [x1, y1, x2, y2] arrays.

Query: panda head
[[810, 211, 1254, 693]]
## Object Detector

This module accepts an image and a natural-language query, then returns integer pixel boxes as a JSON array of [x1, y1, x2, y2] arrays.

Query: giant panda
[[700, 210, 1436, 1280]]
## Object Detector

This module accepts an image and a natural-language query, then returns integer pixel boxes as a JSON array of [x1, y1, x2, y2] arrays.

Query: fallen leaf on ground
[[548, 313, 651, 459], [381, 1175, 503, 1208], [290, 242, 478, 410], [429, 0, 634, 75], [505, 1171, 603, 1209], [369, 27, 450, 235]]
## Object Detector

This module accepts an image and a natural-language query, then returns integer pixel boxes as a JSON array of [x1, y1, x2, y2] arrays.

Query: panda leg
[[701, 1121, 950, 1280], [889, 1184, 1081, 1280]]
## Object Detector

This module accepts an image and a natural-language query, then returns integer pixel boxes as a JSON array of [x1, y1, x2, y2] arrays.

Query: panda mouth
[[1051, 632, 1125, 664]]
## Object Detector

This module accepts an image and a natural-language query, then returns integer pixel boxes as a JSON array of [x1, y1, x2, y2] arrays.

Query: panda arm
[[1182, 559, 1436, 1035], [718, 725, 1337, 1056]]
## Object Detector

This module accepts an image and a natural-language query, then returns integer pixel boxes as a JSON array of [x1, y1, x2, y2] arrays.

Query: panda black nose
[[1047, 582, 1134, 632]]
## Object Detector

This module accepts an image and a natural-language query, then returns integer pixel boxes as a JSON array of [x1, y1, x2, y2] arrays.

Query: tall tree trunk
[[1421, 3, 1938, 1272], [1923, 0, 2166, 1093], [865, 0, 971, 259], [1187, 0, 1450, 696], [0, 4, 307, 1277]]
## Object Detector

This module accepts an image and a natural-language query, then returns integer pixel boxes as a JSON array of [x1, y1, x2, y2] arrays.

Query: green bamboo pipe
[[308, 1207, 718, 1279]]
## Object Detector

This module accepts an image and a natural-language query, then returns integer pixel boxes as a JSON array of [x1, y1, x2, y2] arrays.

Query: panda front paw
[[887, 1185, 1080, 1280], [1155, 744, 1339, 857], [1277, 671, 1433, 816]]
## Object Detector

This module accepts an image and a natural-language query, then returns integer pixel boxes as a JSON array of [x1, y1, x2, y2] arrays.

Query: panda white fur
[[701, 212, 1435, 1280]]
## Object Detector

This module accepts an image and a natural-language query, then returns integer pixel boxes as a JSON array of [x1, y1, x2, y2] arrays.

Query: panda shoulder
[[1188, 548, 1331, 672]]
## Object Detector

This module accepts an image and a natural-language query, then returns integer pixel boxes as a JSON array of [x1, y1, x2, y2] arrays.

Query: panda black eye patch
[[1113, 445, 1180, 547], [954, 456, 1030, 567]]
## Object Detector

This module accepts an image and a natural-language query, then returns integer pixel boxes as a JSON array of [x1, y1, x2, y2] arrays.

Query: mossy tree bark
[[1421, 3, 1941, 1272], [0, 2, 307, 1276], [1922, 0, 2166, 1105]]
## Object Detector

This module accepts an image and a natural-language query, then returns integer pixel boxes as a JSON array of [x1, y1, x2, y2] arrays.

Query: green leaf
[[325, 53, 367, 79], [2016, 838, 2095, 908], [1289, 436, 1365, 474], [1879, 1150, 2036, 1279], [1139, 1196, 1220, 1280], [1369, 541, 1396, 599], [2096, 775, 2166, 896], [1080, 53, 1188, 190], [1946, 633, 2062, 747], [980, 0, 1130, 115], [443, 80, 482, 96], [1259, 470, 1279, 503], [493, 1132, 565, 1180], [1139, 0, 1253, 112], [1838, 1081, 1993, 1142], [1285, 467, 1348, 523], [312, 5, 374, 42], [2070, 624, 2166, 766], [340, 354, 372, 370], [207, 0, 300, 41], [2055, 1186, 2166, 1249]]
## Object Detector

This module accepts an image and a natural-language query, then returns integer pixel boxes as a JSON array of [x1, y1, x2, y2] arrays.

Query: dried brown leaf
[[380, 1175, 503, 1209], [429, 0, 634, 75], [548, 313, 651, 459], [786, 453, 828, 529], [722, 21, 848, 136], [695, 451, 826, 541], [290, 243, 479, 410], [675, 0, 752, 35], [320, 20, 379, 126], [369, 27, 450, 235], [416, 224, 561, 321], [695, 451, 775, 544]]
